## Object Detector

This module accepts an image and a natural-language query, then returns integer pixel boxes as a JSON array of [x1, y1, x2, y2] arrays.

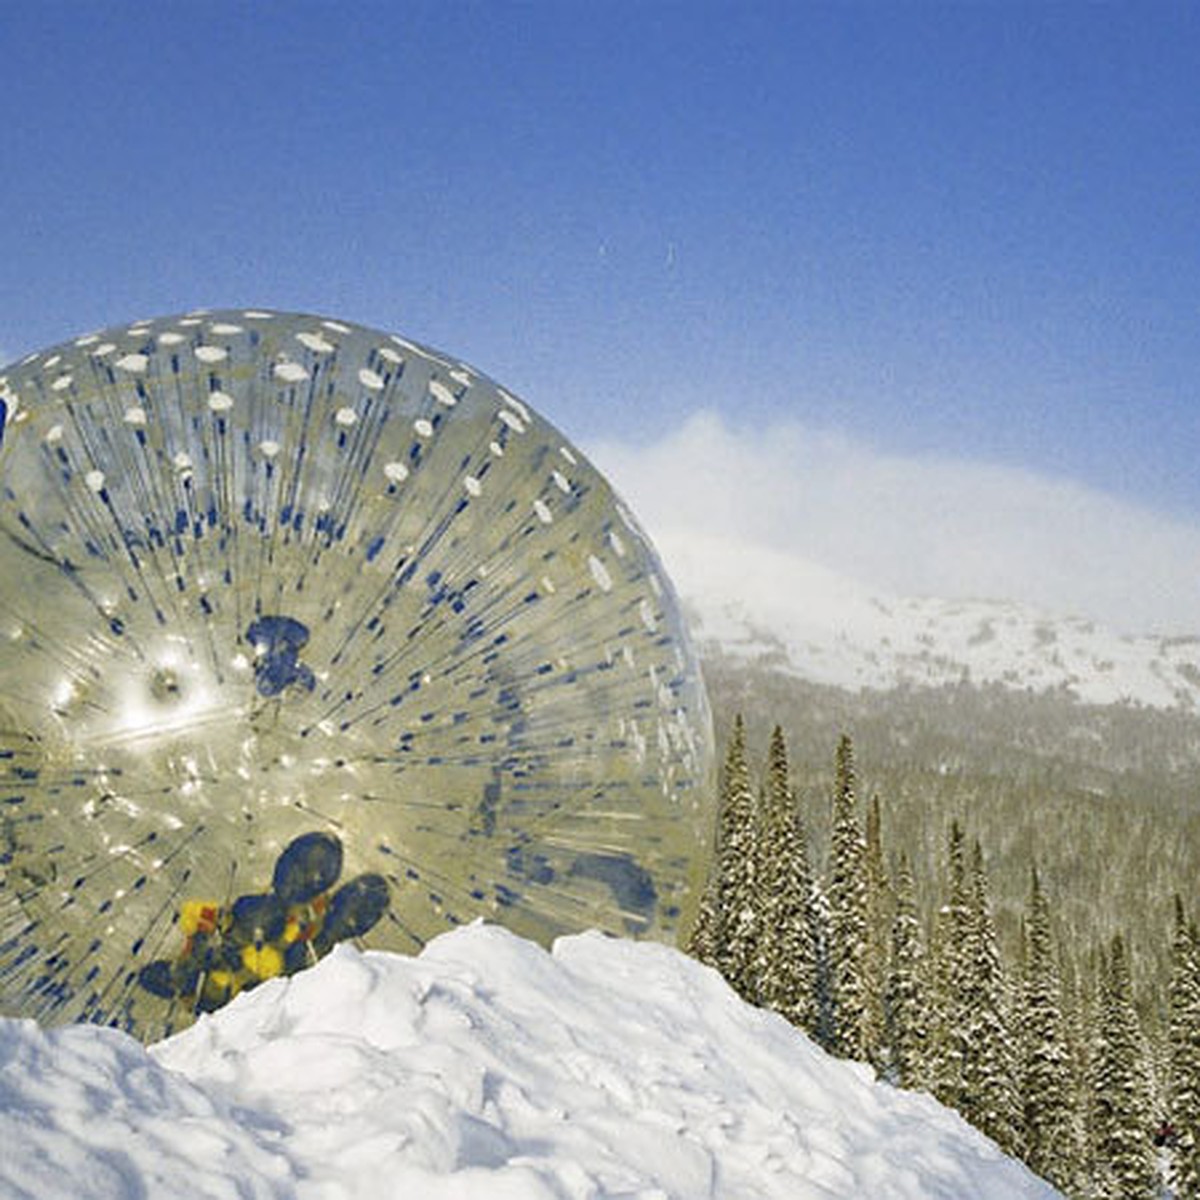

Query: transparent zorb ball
[[0, 311, 714, 1039]]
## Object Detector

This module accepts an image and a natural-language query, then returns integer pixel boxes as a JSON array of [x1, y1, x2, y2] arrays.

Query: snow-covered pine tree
[[1092, 933, 1157, 1199], [1168, 897, 1200, 1199], [754, 725, 819, 1034], [863, 793, 893, 1071], [1020, 866, 1079, 1192], [685, 860, 720, 969], [827, 734, 869, 1061], [1062, 944, 1101, 1196], [960, 840, 1020, 1155], [886, 853, 930, 1089], [811, 873, 836, 1051], [712, 715, 761, 1003], [931, 820, 971, 1110]]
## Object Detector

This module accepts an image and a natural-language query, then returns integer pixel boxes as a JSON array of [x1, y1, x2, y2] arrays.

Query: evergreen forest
[[688, 715, 1200, 1199]]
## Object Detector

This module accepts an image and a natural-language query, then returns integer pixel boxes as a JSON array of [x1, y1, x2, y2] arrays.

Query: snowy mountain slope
[[657, 529, 1200, 712], [0, 923, 1058, 1199]]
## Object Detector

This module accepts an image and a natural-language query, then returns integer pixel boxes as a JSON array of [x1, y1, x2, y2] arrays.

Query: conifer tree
[[754, 725, 819, 1034], [1059, 941, 1111, 1196], [1073, 945, 1106, 1197], [931, 820, 971, 1110], [1020, 867, 1079, 1192], [827, 734, 869, 1060], [1168, 897, 1200, 1198], [1092, 933, 1156, 1198], [960, 840, 1020, 1154], [811, 877, 836, 1052], [886, 853, 930, 1090], [1059, 951, 1097, 1197], [863, 793, 893, 1070], [686, 861, 720, 970], [712, 715, 761, 1003]]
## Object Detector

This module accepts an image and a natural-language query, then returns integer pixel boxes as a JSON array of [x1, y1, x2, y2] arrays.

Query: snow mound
[[0, 923, 1059, 1199]]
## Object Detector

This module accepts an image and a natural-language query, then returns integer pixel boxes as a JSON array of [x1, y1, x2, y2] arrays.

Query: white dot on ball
[[588, 555, 613, 593], [274, 361, 309, 383], [85, 470, 106, 492], [115, 353, 149, 374], [414, 418, 433, 438], [297, 332, 335, 354], [588, 554, 614, 592], [497, 390, 530, 422], [430, 380, 456, 407], [208, 392, 234, 412], [383, 461, 409, 483], [358, 368, 385, 391], [335, 407, 358, 427], [195, 346, 228, 364]]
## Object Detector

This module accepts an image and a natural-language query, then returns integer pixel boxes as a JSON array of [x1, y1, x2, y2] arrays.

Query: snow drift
[[0, 922, 1059, 1199]]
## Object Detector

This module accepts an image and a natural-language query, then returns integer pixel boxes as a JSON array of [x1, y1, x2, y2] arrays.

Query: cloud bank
[[587, 412, 1200, 636]]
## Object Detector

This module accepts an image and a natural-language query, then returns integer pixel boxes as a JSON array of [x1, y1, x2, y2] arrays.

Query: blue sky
[[2, 2, 1199, 627]]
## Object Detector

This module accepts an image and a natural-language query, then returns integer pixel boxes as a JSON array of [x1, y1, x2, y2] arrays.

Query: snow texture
[[660, 529, 1200, 712], [0, 923, 1060, 1199]]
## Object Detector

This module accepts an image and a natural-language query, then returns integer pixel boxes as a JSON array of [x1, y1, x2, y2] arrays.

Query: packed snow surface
[[659, 529, 1200, 711], [0, 922, 1058, 1199]]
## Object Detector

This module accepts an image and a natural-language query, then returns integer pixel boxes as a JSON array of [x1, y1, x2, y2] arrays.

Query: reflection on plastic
[[0, 310, 714, 1039]]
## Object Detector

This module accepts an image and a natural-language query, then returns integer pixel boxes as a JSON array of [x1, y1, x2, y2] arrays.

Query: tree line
[[687, 718, 1200, 1199], [701, 659, 1200, 998]]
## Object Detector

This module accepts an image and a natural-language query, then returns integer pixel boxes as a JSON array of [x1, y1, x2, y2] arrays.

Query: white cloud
[[587, 411, 1200, 636]]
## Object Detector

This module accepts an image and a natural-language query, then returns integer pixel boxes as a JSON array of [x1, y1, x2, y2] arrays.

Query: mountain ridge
[[658, 529, 1200, 713]]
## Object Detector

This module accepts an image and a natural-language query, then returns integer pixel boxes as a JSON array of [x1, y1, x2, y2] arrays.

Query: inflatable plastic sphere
[[0, 310, 714, 1039]]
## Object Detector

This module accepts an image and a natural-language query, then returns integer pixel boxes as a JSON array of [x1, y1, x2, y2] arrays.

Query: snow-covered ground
[[658, 529, 1200, 711], [0, 923, 1057, 1199]]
